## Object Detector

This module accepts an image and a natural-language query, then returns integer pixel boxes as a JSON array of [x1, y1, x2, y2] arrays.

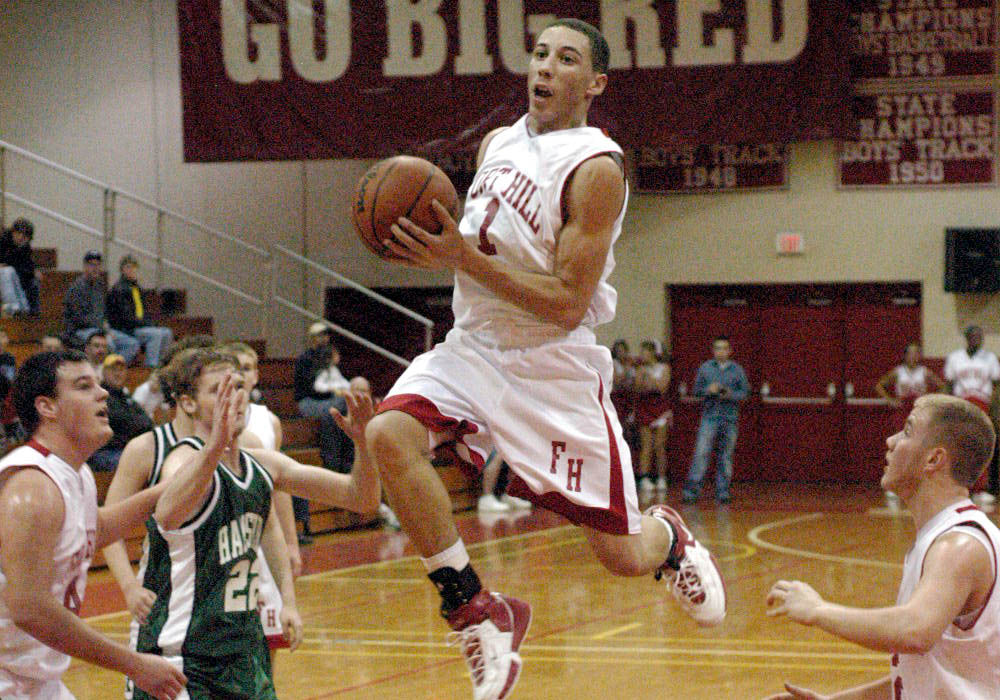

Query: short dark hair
[[13, 350, 88, 435], [713, 336, 730, 345], [10, 218, 34, 240], [120, 254, 138, 272], [545, 18, 610, 73], [85, 330, 108, 345]]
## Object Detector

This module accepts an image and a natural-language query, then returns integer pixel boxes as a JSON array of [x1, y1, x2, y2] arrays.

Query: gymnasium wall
[[1, 0, 998, 359]]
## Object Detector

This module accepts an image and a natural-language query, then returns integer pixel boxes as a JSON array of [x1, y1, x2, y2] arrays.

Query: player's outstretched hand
[[281, 603, 304, 651], [206, 372, 237, 454], [766, 580, 824, 626], [386, 199, 465, 270], [132, 653, 187, 700], [330, 390, 376, 445], [763, 683, 830, 700], [125, 584, 157, 624]]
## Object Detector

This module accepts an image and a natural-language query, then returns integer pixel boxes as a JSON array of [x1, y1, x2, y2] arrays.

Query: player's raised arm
[[155, 372, 238, 530], [389, 153, 625, 330], [249, 390, 380, 514]]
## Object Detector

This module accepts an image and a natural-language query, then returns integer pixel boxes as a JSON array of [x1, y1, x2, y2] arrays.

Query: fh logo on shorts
[[550, 441, 583, 492]]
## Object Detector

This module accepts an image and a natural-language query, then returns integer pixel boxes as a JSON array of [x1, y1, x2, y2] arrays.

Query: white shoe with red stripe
[[646, 504, 727, 627], [446, 590, 533, 700]]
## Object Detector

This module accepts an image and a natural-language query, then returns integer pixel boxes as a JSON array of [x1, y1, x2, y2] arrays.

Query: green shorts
[[128, 648, 275, 700]]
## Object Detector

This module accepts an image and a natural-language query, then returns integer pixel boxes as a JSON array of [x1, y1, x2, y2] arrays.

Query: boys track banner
[[177, 1, 855, 162]]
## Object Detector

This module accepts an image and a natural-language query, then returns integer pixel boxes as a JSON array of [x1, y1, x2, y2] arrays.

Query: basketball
[[351, 155, 460, 260]]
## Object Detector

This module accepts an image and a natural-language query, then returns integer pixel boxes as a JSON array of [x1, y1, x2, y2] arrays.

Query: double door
[[667, 283, 920, 484]]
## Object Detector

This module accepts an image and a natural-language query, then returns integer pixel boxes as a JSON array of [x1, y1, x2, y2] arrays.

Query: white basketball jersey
[[891, 500, 1000, 698], [453, 114, 627, 347], [895, 364, 929, 399], [245, 403, 278, 451], [0, 441, 97, 689], [944, 349, 1000, 403]]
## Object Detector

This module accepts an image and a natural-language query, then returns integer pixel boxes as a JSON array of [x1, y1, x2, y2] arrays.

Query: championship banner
[[177, 1, 855, 161], [849, 0, 997, 80], [838, 89, 996, 188], [631, 143, 788, 193]]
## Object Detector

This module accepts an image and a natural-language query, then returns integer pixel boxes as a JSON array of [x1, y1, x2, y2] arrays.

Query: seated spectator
[[63, 250, 140, 363], [294, 323, 345, 418], [83, 330, 110, 381], [89, 354, 154, 471], [0, 217, 39, 315], [40, 334, 64, 352], [106, 255, 173, 367]]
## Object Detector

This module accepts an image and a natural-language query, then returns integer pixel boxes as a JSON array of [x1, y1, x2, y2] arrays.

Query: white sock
[[421, 539, 470, 573]]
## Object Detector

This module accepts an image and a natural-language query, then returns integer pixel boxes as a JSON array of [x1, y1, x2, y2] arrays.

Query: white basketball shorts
[[255, 548, 287, 650], [378, 328, 641, 535]]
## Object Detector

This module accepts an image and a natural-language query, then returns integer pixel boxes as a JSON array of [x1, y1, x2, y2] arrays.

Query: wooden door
[[756, 287, 846, 481], [841, 284, 922, 482]]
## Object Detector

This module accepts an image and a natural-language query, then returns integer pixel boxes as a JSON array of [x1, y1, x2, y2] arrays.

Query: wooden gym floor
[[67, 483, 948, 699]]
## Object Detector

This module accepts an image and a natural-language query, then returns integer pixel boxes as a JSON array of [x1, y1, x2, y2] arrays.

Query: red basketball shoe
[[446, 590, 533, 700], [645, 504, 727, 627]]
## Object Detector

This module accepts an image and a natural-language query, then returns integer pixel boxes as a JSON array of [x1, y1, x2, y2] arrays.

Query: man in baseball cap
[[63, 251, 140, 364]]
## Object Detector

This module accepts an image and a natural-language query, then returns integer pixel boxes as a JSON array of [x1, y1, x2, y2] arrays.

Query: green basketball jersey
[[136, 437, 274, 659]]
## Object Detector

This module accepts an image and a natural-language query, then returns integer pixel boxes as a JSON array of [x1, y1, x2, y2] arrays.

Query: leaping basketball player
[[367, 17, 726, 700], [766, 394, 1000, 699]]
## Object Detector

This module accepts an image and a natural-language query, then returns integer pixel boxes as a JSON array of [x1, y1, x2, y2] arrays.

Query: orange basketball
[[351, 155, 460, 261]]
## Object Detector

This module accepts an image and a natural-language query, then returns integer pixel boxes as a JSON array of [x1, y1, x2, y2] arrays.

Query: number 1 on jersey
[[477, 198, 499, 255]]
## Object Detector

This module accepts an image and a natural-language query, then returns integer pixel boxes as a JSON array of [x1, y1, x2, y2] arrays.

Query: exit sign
[[776, 233, 805, 255]]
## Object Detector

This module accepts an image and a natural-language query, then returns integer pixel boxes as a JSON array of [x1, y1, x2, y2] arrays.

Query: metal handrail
[[3, 192, 104, 240], [0, 139, 268, 258], [274, 297, 411, 368], [162, 258, 264, 307]]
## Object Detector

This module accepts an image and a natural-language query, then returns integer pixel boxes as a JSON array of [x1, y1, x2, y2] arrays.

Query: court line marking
[[590, 622, 642, 639], [292, 636, 886, 662], [747, 513, 901, 570], [287, 647, 887, 673]]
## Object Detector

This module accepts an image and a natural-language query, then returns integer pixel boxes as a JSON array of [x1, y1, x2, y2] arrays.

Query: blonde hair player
[[766, 394, 1000, 699], [367, 17, 725, 700]]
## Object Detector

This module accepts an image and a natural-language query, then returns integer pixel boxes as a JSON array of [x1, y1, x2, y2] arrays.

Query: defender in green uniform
[[130, 348, 380, 699]]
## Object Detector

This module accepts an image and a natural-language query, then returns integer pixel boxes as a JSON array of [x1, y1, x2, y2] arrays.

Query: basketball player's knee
[[590, 542, 645, 577], [365, 414, 417, 472]]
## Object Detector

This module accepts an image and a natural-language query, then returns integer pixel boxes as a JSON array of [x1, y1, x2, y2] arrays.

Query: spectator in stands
[[295, 322, 341, 418], [89, 354, 153, 472], [683, 336, 749, 505], [83, 330, 110, 381], [63, 250, 140, 363], [944, 325, 1000, 507], [106, 255, 173, 368], [40, 334, 64, 352], [0, 217, 40, 315], [634, 340, 672, 496]]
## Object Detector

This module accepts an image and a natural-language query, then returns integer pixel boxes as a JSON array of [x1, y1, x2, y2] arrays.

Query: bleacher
[[1, 245, 477, 567]]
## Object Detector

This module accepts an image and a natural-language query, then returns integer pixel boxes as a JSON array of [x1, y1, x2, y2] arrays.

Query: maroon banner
[[849, 0, 997, 80], [177, 1, 855, 161], [631, 143, 788, 193], [839, 89, 996, 188]]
